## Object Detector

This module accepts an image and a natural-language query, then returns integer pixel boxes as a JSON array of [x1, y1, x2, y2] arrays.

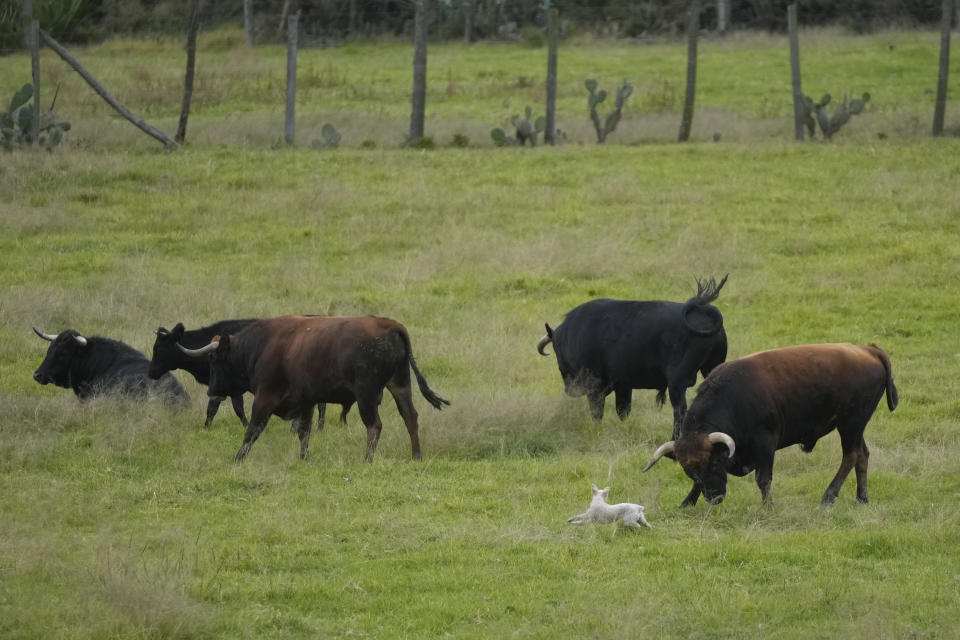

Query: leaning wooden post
[[176, 0, 204, 144], [23, 0, 40, 144], [788, 2, 804, 141], [544, 7, 558, 145], [39, 29, 179, 149], [285, 11, 299, 145], [932, 0, 953, 137]]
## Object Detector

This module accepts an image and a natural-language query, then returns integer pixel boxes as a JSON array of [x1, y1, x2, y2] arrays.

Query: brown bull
[[643, 343, 898, 506], [180, 315, 449, 462]]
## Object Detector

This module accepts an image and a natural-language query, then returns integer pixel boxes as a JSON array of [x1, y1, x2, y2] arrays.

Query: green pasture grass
[[3, 138, 960, 638], [2, 31, 960, 639], [1, 27, 957, 149]]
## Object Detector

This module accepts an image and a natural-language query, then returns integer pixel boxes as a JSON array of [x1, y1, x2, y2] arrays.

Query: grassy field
[[2, 29, 960, 639]]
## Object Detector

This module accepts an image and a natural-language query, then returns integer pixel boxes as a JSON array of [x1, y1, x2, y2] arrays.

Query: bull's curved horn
[[177, 340, 219, 357], [642, 440, 676, 472], [536, 333, 552, 356], [33, 327, 58, 341], [73, 334, 88, 346], [708, 432, 736, 458]]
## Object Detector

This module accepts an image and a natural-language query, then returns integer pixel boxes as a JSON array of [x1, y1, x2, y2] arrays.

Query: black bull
[[643, 343, 899, 506], [32, 327, 189, 405], [179, 315, 449, 462], [538, 276, 728, 438]]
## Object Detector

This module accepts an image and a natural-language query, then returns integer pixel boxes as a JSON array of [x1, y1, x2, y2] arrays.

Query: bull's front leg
[[230, 393, 249, 427], [204, 397, 223, 427], [234, 398, 273, 462], [680, 483, 701, 507]]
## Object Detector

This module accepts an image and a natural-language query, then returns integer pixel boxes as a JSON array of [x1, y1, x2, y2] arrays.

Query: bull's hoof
[[233, 445, 250, 462]]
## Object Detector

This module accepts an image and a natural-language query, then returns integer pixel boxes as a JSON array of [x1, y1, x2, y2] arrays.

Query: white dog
[[568, 484, 652, 530]]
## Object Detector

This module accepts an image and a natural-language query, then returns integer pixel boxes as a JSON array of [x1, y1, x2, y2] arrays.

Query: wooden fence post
[[176, 0, 204, 144], [932, 0, 953, 136], [244, 0, 254, 46], [544, 7, 558, 145], [409, 0, 427, 144], [788, 3, 804, 141], [678, 0, 700, 142], [23, 0, 40, 145], [285, 11, 299, 145]]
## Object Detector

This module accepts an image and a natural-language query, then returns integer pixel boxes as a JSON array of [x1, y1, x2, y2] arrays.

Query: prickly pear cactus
[[311, 123, 341, 149], [801, 92, 870, 140], [491, 105, 546, 147], [2, 83, 71, 152], [586, 79, 632, 143]]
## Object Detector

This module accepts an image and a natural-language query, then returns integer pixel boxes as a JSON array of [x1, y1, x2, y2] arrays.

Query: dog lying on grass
[[568, 484, 652, 530]]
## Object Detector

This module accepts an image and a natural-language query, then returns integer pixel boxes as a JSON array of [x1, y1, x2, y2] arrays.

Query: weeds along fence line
[[3, 4, 955, 149]]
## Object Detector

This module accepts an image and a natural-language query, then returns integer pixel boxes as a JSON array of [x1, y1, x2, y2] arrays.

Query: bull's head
[[643, 432, 736, 504], [149, 322, 186, 379], [32, 327, 88, 388], [178, 334, 232, 399]]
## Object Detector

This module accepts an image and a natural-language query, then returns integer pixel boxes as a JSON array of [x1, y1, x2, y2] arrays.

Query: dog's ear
[[591, 484, 599, 495], [601, 487, 610, 499]]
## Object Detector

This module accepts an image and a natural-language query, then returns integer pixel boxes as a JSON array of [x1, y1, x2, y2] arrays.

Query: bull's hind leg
[[667, 384, 688, 440], [387, 378, 422, 460], [614, 387, 632, 421], [854, 439, 870, 504], [294, 406, 314, 460], [234, 399, 274, 462], [356, 394, 384, 462], [587, 391, 606, 423]]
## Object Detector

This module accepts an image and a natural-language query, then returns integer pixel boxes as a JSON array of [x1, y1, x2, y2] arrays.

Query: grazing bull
[[179, 315, 449, 462], [32, 327, 189, 406], [537, 276, 728, 438], [642, 343, 898, 507]]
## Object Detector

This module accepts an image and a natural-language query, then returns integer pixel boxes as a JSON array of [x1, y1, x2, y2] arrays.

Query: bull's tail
[[690, 274, 728, 306], [681, 274, 728, 337], [398, 330, 450, 410], [869, 343, 899, 411], [537, 323, 554, 356]]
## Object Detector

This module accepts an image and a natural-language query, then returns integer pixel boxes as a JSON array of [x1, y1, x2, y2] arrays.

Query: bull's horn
[[642, 440, 676, 472], [73, 334, 88, 346], [33, 327, 58, 341], [536, 334, 551, 356], [177, 340, 219, 357], [708, 432, 736, 458]]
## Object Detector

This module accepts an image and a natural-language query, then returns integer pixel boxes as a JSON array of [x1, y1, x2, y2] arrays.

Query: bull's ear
[[171, 323, 185, 338], [217, 334, 231, 352]]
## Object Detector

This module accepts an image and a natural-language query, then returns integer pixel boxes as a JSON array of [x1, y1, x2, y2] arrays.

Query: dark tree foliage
[[1, 0, 949, 49]]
